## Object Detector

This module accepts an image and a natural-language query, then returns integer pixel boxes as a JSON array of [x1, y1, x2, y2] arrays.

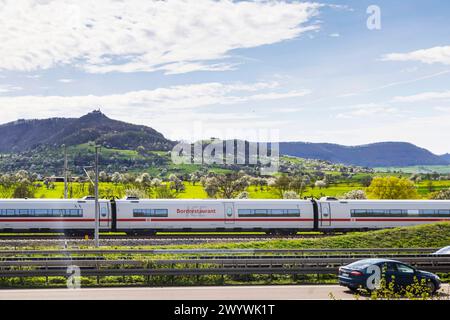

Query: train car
[[0, 198, 112, 234], [115, 198, 315, 235], [2, 197, 450, 235], [316, 198, 450, 231]]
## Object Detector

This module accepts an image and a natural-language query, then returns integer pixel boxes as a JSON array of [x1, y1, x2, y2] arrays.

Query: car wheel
[[348, 287, 359, 293], [426, 281, 436, 294]]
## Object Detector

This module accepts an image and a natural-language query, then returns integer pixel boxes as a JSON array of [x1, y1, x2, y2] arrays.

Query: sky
[[0, 0, 450, 154]]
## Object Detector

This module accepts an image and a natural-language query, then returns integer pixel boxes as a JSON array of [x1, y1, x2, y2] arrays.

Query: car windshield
[[346, 260, 375, 269], [396, 263, 415, 273], [435, 246, 450, 254]]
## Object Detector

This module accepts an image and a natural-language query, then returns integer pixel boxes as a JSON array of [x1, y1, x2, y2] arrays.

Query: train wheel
[[126, 230, 140, 236], [64, 230, 85, 237]]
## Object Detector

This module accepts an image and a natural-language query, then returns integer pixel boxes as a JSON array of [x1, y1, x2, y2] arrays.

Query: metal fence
[[0, 247, 439, 255], [0, 250, 449, 279]]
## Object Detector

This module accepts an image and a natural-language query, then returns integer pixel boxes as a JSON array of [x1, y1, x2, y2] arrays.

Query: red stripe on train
[[149, 218, 313, 222], [0, 218, 95, 222], [0, 218, 448, 223], [354, 218, 450, 222], [0, 219, 114, 222]]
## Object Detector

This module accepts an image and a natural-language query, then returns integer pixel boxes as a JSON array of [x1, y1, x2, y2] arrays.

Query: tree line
[[1, 169, 450, 200]]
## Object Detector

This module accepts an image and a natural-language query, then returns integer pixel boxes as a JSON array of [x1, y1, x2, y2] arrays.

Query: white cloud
[[0, 81, 310, 123], [314, 114, 450, 154], [382, 45, 450, 65], [276, 107, 304, 113], [0, 84, 22, 94], [58, 79, 74, 83], [329, 33, 340, 37], [0, 0, 322, 74], [335, 103, 399, 119], [0, 81, 306, 143], [392, 91, 450, 103], [337, 70, 450, 99], [58, 78, 74, 83], [434, 106, 450, 113], [25, 74, 41, 79]]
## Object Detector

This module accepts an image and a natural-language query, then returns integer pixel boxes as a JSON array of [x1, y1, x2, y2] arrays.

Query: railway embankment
[[0, 223, 449, 289], [169, 222, 450, 251]]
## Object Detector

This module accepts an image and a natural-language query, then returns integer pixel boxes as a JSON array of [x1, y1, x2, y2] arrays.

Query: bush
[[367, 176, 419, 199], [430, 188, 450, 200], [341, 190, 367, 200], [282, 191, 300, 199]]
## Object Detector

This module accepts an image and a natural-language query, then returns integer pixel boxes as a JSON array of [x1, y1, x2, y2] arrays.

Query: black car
[[338, 258, 441, 294]]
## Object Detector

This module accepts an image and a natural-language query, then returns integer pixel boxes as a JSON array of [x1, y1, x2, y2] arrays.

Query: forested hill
[[0, 110, 175, 152], [0, 111, 448, 168], [279, 141, 449, 167]]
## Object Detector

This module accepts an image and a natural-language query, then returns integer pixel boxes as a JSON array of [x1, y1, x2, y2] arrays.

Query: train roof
[[2, 198, 450, 203], [0, 198, 109, 202], [324, 199, 450, 203], [115, 198, 312, 202]]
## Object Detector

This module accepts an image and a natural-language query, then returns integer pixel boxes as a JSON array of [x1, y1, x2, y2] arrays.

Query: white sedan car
[[433, 246, 450, 255]]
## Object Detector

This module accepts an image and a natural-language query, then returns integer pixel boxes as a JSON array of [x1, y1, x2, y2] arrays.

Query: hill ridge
[[0, 110, 175, 152], [279, 141, 449, 167], [0, 112, 448, 167]]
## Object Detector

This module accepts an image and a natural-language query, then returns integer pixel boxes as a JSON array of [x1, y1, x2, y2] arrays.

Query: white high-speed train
[[0, 197, 449, 235]]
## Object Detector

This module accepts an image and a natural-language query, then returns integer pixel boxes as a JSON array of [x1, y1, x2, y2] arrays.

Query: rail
[[0, 255, 449, 278], [0, 248, 439, 256]]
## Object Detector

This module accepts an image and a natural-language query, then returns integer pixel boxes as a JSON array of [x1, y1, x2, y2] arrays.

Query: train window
[[69, 209, 82, 217], [254, 209, 268, 214], [154, 209, 168, 216], [418, 209, 450, 217], [237, 209, 300, 217], [388, 209, 407, 216], [0, 208, 83, 217], [35, 209, 49, 216], [100, 207, 108, 217], [351, 208, 450, 217], [271, 209, 285, 215], [133, 209, 168, 217], [52, 209, 64, 216], [239, 209, 252, 215]]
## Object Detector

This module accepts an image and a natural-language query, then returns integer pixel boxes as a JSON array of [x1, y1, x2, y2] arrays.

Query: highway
[[0, 284, 448, 300]]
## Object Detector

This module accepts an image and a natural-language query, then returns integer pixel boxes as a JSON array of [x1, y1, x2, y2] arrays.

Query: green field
[[70, 143, 145, 160], [375, 165, 450, 174], [32, 179, 450, 199], [32, 182, 369, 199]]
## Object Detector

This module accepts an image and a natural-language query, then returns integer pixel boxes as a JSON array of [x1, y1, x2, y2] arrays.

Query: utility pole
[[94, 145, 101, 247], [63, 144, 68, 199]]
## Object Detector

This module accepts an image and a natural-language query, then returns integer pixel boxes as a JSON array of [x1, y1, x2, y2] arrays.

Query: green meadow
[[32, 180, 450, 199]]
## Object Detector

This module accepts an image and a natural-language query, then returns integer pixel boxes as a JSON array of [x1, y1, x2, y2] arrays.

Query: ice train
[[0, 197, 450, 235]]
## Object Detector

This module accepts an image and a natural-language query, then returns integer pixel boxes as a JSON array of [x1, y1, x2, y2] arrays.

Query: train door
[[224, 203, 235, 224], [99, 202, 110, 228], [320, 202, 331, 226]]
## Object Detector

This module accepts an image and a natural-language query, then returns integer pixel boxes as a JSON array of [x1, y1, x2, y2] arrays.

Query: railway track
[[0, 233, 329, 240], [0, 233, 332, 246]]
